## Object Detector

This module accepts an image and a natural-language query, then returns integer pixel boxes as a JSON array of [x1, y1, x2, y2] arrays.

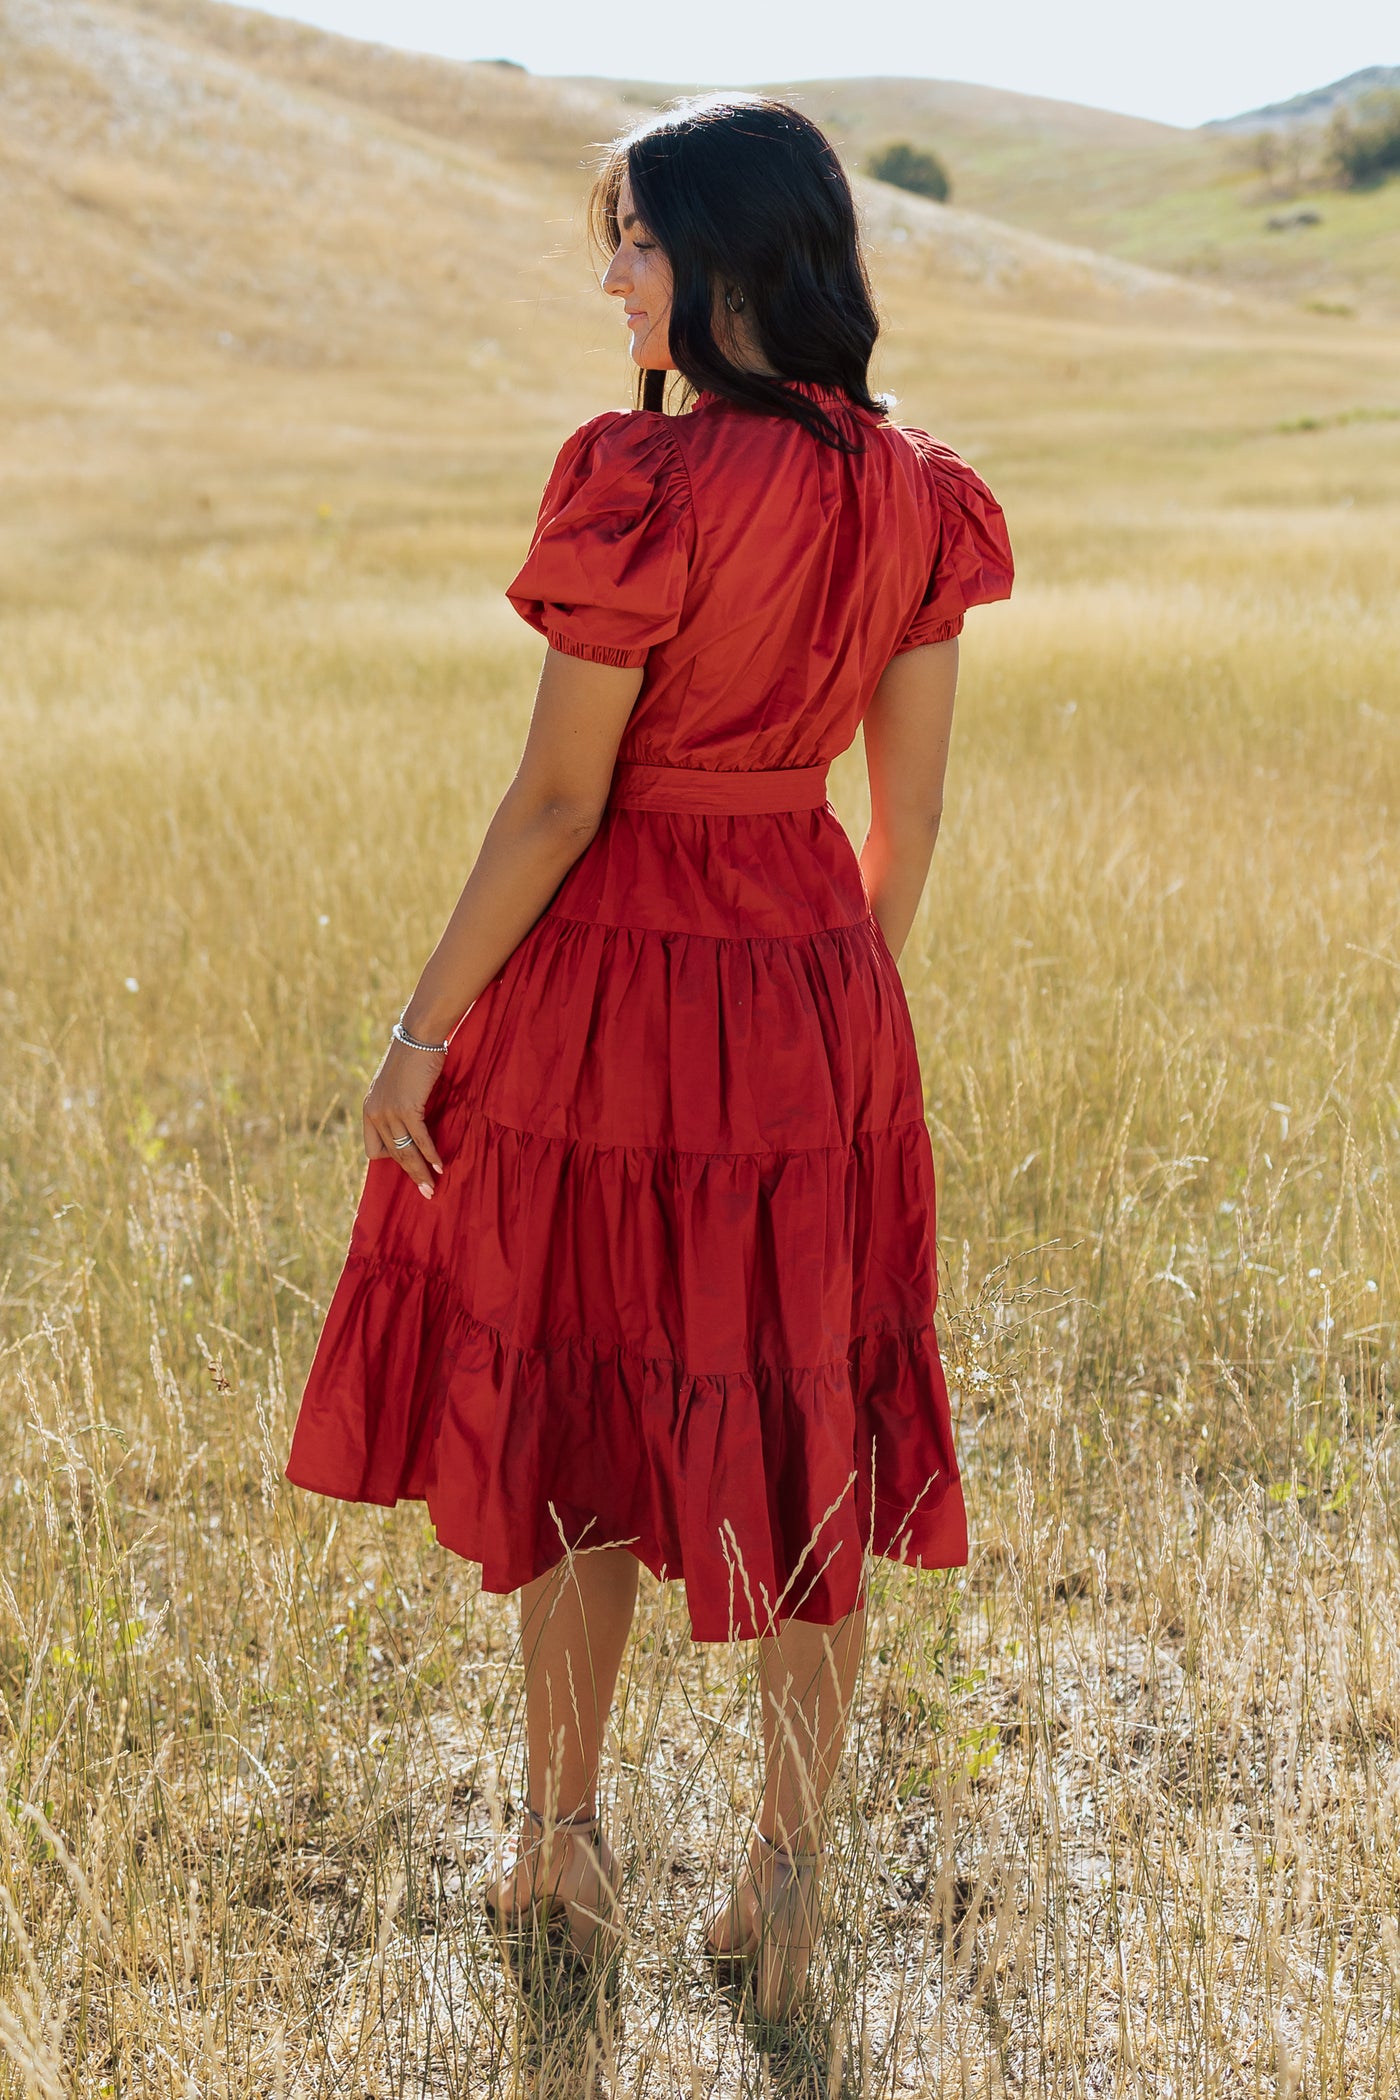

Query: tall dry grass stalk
[[0, 474, 1396, 2093]]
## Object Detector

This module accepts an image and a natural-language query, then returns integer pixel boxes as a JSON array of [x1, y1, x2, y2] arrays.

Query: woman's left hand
[[363, 1039, 447, 1198]]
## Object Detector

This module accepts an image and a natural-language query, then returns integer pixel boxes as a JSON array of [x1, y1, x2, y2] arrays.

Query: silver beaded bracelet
[[392, 1016, 450, 1056]]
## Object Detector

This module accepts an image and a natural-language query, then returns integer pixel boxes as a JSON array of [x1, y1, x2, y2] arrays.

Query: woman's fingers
[[405, 1113, 444, 1175], [380, 1119, 437, 1198]]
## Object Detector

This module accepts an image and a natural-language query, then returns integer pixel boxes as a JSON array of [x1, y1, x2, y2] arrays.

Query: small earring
[[724, 286, 746, 314]]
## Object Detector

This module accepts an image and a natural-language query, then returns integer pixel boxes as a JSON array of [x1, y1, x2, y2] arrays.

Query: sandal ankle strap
[[523, 1802, 599, 1834], [756, 1829, 819, 1865]]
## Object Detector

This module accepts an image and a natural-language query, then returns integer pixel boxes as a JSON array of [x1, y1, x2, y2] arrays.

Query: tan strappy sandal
[[705, 1828, 820, 2020], [482, 1803, 622, 1964]]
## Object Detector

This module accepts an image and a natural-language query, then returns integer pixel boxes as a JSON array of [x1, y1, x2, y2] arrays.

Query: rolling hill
[[25, 0, 1400, 328], [1207, 65, 1400, 134], [2, 0, 1397, 595]]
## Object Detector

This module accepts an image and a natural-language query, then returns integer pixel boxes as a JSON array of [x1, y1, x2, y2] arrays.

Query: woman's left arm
[[362, 647, 643, 1193]]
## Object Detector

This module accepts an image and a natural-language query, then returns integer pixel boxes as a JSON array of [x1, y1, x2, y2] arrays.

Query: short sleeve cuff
[[544, 626, 649, 669], [895, 613, 964, 654]]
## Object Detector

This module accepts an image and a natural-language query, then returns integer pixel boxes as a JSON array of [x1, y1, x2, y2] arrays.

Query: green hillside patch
[[1276, 404, 1400, 433]]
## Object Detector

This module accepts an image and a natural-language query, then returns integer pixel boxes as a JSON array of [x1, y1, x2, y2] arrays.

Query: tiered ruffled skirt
[[285, 791, 966, 1639]]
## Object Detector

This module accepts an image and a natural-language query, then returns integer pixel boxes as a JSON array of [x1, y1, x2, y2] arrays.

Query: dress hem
[[281, 1461, 969, 1641]]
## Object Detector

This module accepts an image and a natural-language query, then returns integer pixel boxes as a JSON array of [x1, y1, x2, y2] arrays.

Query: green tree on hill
[[1328, 91, 1400, 186], [869, 141, 952, 204]]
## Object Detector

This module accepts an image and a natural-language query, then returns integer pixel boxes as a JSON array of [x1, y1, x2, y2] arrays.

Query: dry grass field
[[2, 2, 1399, 2093]]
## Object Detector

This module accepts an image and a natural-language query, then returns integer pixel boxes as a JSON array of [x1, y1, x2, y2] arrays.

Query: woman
[[285, 94, 1013, 2018]]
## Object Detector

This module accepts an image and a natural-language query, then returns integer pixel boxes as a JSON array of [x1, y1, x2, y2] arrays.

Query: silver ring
[[391, 1133, 416, 1150]]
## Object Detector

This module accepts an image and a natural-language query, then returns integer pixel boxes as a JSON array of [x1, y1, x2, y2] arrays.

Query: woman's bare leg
[[520, 1546, 640, 1817], [707, 1606, 864, 1974], [488, 1546, 639, 1921], [757, 1607, 865, 1846]]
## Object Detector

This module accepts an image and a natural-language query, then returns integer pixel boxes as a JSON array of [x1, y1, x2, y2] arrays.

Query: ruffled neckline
[[694, 378, 879, 421]]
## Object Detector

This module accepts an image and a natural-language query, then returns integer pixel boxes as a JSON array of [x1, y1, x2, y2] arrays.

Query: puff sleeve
[[505, 413, 693, 668], [896, 437, 1014, 652]]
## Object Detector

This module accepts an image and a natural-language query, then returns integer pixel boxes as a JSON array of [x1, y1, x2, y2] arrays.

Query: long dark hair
[[589, 95, 886, 451]]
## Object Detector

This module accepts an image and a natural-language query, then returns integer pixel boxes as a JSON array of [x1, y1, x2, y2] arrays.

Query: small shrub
[[869, 140, 951, 204], [1327, 91, 1400, 186], [1244, 126, 1311, 197]]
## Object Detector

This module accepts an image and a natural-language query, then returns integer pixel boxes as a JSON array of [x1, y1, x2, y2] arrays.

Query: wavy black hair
[[589, 95, 886, 451]]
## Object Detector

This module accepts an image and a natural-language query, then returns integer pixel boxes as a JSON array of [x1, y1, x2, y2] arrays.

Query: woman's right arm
[[859, 637, 959, 962]]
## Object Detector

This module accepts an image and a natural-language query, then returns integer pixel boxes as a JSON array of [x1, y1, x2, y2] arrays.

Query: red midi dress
[[285, 382, 1014, 1641]]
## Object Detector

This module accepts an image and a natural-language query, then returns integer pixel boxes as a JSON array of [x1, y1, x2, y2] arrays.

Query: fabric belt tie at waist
[[608, 761, 831, 815]]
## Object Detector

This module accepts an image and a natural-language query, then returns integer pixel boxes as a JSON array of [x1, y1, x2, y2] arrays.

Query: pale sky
[[244, 0, 1396, 129]]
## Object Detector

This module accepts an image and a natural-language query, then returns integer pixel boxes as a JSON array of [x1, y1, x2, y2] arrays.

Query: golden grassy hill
[[107, 14, 1400, 320], [1, 0, 1255, 385], [3, 0, 1398, 602]]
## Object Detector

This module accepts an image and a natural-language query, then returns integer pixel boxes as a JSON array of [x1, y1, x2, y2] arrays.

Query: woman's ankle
[[753, 1819, 821, 1860], [525, 1799, 598, 1829]]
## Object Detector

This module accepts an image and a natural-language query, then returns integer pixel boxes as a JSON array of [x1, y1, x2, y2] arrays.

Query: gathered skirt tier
[[285, 798, 967, 1640]]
